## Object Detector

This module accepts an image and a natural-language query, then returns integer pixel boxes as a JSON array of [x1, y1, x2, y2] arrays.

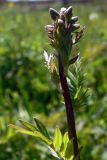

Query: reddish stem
[[58, 55, 79, 159]]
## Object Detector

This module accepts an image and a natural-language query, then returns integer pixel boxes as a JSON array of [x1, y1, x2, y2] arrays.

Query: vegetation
[[0, 3, 107, 160]]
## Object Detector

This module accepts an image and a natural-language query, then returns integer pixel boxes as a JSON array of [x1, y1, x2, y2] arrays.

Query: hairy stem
[[58, 55, 79, 159]]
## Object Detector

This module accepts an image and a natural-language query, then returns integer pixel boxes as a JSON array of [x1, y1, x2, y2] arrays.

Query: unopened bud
[[60, 7, 66, 14], [58, 19, 64, 26], [45, 25, 54, 32], [72, 24, 80, 31], [60, 7, 66, 20], [49, 8, 59, 21], [70, 16, 78, 23], [64, 6, 73, 20]]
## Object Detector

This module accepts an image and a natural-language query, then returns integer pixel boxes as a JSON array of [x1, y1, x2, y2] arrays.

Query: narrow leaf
[[48, 146, 60, 159], [68, 55, 79, 66], [34, 131, 52, 145], [34, 118, 50, 139], [53, 127, 62, 151], [17, 129, 52, 145], [19, 119, 37, 132], [17, 130, 36, 136], [60, 132, 69, 157], [9, 124, 52, 145], [74, 86, 82, 99], [9, 124, 37, 137], [9, 124, 28, 132]]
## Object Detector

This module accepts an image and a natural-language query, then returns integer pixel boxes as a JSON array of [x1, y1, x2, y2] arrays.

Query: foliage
[[9, 119, 74, 160]]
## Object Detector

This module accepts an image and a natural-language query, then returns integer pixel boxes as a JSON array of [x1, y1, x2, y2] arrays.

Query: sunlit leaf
[[19, 119, 37, 132], [74, 86, 82, 99], [9, 124, 52, 145], [17, 129, 36, 136], [34, 131, 52, 145], [9, 124, 28, 132], [60, 132, 69, 157], [53, 127, 62, 151], [9, 124, 36, 136]]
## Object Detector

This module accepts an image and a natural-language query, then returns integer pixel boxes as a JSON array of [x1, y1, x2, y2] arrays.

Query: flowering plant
[[9, 6, 87, 160]]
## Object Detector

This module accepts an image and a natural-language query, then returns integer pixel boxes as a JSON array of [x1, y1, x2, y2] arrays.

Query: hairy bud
[[72, 24, 80, 31], [45, 6, 84, 67], [70, 16, 78, 23], [60, 7, 66, 14], [49, 8, 59, 21], [64, 6, 73, 20], [58, 19, 64, 26]]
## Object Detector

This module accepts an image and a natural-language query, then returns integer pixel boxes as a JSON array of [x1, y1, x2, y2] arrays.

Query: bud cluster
[[45, 6, 84, 67]]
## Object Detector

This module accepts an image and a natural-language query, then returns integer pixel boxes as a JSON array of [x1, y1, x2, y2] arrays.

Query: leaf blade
[[60, 132, 69, 157], [34, 118, 50, 139], [19, 119, 37, 132], [53, 127, 62, 151]]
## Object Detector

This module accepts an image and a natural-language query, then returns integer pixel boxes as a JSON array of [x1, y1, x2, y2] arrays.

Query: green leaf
[[34, 131, 52, 145], [65, 140, 73, 160], [68, 71, 77, 89], [68, 55, 79, 66], [19, 119, 37, 132], [9, 124, 35, 136], [34, 118, 50, 139], [9, 124, 52, 145], [53, 127, 62, 151], [60, 132, 69, 157], [17, 129, 36, 136], [18, 129, 52, 145], [74, 86, 82, 99], [9, 124, 28, 132]]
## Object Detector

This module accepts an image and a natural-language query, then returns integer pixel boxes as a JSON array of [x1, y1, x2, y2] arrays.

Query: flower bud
[[60, 7, 66, 14], [64, 6, 73, 20], [60, 7, 66, 20], [45, 6, 84, 60], [70, 16, 78, 23], [45, 25, 54, 32], [49, 8, 59, 21], [58, 19, 64, 26], [57, 19, 65, 35], [72, 24, 80, 31]]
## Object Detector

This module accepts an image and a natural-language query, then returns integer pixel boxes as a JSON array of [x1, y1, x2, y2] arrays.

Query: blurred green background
[[0, 1, 107, 160]]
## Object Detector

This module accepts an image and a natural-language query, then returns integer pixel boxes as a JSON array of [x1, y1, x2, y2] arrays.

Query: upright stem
[[58, 55, 79, 159]]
